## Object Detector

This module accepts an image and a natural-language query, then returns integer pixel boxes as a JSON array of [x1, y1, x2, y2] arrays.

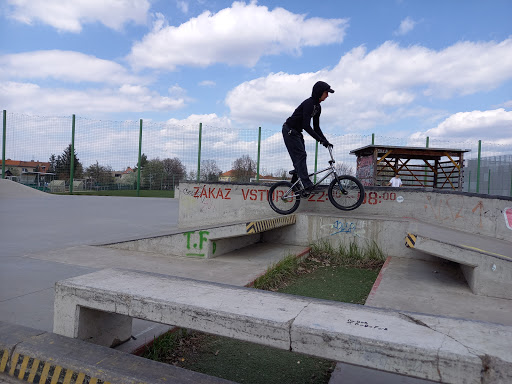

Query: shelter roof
[[350, 145, 471, 160]]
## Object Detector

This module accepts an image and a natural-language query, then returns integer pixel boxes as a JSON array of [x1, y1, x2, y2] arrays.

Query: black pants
[[282, 124, 313, 189]]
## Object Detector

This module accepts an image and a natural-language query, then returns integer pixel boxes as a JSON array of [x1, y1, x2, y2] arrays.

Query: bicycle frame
[[285, 147, 340, 198]]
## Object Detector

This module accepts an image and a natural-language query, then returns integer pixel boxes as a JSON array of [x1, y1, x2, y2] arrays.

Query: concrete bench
[[54, 269, 512, 384]]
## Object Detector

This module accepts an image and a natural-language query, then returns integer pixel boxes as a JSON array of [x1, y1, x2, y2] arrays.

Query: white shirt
[[389, 176, 402, 187]]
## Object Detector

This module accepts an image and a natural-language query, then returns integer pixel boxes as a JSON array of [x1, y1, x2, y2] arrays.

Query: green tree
[[136, 153, 148, 170], [51, 144, 83, 181], [142, 158, 165, 189]]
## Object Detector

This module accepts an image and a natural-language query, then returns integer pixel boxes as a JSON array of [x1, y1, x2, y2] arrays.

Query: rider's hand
[[321, 140, 332, 148]]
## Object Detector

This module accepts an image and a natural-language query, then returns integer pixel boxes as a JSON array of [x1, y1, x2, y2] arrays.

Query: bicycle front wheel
[[268, 181, 301, 215], [328, 176, 365, 211]]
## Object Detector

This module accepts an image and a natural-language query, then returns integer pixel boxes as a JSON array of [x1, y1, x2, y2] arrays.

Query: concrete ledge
[[412, 235, 512, 299], [177, 182, 512, 241], [105, 215, 296, 258], [0, 321, 234, 384], [53, 269, 512, 384]]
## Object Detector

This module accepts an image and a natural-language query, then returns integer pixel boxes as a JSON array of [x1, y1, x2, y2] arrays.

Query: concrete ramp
[[406, 233, 512, 300], [105, 215, 296, 258], [0, 179, 52, 198]]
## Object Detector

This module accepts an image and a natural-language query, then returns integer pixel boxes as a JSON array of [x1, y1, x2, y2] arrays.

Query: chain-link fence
[[1, 110, 511, 197]]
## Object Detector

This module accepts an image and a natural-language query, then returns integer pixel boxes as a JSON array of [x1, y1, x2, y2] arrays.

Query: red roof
[[1, 159, 51, 172]]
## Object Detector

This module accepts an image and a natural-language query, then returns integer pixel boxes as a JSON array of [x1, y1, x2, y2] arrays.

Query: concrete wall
[[178, 182, 512, 241]]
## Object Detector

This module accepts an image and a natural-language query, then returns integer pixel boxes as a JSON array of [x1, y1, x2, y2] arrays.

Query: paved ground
[[0, 179, 305, 350], [1, 179, 511, 384]]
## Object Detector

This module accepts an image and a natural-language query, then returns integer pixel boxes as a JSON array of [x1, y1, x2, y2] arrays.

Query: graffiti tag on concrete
[[504, 207, 512, 230], [183, 230, 216, 257], [424, 195, 484, 227], [331, 220, 357, 235], [347, 319, 388, 331]]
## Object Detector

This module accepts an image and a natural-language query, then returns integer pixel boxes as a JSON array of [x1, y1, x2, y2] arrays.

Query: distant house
[[114, 167, 136, 185], [1, 159, 51, 175], [219, 170, 238, 182], [1, 159, 55, 186]]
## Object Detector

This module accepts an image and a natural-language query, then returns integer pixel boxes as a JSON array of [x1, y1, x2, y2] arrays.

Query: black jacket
[[285, 81, 332, 143]]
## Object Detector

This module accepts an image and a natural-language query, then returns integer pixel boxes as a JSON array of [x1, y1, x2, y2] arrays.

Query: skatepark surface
[[1, 179, 511, 383]]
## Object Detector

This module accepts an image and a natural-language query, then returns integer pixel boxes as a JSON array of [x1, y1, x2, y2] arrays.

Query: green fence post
[[256, 126, 261, 182], [137, 119, 142, 197], [313, 141, 319, 183], [476, 140, 481, 193], [2, 110, 6, 179], [197, 123, 202, 182], [371, 133, 375, 145], [426, 136, 429, 148], [69, 115, 75, 194]]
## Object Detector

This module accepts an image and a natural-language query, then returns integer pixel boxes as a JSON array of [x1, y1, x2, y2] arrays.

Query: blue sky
[[0, 0, 511, 152]]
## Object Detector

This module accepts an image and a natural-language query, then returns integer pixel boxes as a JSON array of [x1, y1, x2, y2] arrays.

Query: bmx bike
[[268, 146, 365, 215]]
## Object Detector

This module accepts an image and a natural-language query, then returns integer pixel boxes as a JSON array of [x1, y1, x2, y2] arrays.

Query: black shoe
[[301, 185, 314, 198]]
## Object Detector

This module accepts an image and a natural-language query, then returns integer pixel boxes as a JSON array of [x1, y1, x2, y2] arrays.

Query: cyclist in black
[[282, 80, 334, 195]]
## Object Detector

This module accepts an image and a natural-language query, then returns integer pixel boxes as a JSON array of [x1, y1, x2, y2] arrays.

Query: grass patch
[[51, 189, 174, 198], [141, 239, 386, 383]]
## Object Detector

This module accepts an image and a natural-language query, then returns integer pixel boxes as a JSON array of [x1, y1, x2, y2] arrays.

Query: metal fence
[[1, 110, 511, 197]]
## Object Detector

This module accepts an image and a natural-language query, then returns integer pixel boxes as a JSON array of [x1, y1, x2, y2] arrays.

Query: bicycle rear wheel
[[328, 175, 365, 211], [268, 181, 301, 215]]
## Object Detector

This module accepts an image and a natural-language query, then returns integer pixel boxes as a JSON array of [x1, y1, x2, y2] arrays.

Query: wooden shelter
[[350, 145, 470, 190]]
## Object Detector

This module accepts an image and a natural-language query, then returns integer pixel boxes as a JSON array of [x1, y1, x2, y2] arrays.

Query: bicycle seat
[[289, 170, 297, 175]]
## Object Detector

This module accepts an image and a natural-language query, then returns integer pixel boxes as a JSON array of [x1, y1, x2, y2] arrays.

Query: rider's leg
[[282, 125, 313, 189]]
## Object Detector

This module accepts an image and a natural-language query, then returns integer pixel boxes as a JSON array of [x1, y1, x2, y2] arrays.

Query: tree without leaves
[[335, 162, 354, 176], [232, 155, 256, 182], [162, 157, 186, 181], [85, 161, 114, 185], [200, 159, 222, 182]]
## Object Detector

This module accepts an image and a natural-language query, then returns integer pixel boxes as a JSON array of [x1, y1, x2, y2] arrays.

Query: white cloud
[[411, 109, 512, 143], [6, 0, 150, 32], [0, 50, 149, 85], [394, 17, 416, 36], [226, 38, 512, 131], [0, 81, 185, 115], [199, 80, 216, 87], [176, 1, 189, 14], [128, 1, 348, 70]]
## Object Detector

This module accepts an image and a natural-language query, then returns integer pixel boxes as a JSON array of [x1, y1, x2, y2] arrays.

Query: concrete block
[[291, 301, 512, 384], [412, 236, 512, 299], [2, 321, 234, 384], [53, 269, 512, 384], [105, 215, 296, 258], [177, 182, 512, 242], [53, 283, 133, 347], [54, 269, 311, 349]]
